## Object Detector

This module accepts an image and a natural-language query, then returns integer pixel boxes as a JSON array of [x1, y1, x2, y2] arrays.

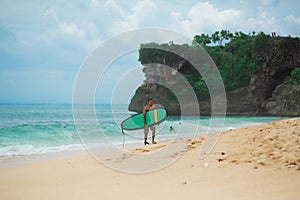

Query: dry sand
[[0, 118, 299, 200]]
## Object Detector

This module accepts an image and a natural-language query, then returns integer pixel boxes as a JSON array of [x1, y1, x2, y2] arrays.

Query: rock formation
[[129, 37, 300, 116]]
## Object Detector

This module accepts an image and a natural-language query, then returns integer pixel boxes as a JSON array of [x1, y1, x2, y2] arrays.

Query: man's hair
[[147, 98, 153, 102]]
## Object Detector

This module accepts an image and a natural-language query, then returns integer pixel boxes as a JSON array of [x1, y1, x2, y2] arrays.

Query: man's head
[[147, 98, 153, 106]]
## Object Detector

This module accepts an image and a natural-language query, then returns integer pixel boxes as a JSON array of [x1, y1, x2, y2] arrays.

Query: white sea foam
[[0, 144, 84, 159]]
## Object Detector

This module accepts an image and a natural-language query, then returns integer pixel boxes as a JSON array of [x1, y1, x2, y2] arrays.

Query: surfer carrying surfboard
[[143, 98, 157, 145]]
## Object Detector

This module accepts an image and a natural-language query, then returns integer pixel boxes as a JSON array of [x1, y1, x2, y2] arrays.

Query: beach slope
[[0, 118, 299, 200]]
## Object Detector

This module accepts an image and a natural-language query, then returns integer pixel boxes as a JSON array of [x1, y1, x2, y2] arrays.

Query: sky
[[0, 0, 299, 104]]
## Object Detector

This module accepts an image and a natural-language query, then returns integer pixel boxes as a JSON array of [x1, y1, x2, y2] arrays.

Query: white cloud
[[244, 7, 282, 34], [285, 14, 300, 25], [170, 11, 182, 21], [105, 0, 125, 18], [58, 22, 85, 39], [239, 0, 248, 4], [91, 0, 101, 8], [40, 6, 100, 54], [43, 8, 58, 21], [170, 1, 241, 36], [42, 7, 86, 40], [110, 0, 158, 33], [40, 21, 87, 52], [169, 1, 291, 36]]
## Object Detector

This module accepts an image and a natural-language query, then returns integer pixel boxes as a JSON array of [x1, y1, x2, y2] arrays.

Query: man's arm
[[142, 106, 147, 126]]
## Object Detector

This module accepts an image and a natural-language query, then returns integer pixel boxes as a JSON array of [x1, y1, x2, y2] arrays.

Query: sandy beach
[[1, 118, 299, 200]]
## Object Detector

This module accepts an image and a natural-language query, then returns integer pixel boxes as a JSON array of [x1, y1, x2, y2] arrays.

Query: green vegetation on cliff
[[195, 31, 261, 91], [285, 68, 300, 84], [138, 30, 299, 101]]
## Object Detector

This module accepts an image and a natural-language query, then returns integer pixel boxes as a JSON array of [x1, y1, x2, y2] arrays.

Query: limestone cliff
[[129, 36, 300, 116]]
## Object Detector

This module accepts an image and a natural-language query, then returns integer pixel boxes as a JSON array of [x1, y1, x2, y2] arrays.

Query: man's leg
[[144, 125, 149, 145], [150, 126, 156, 144]]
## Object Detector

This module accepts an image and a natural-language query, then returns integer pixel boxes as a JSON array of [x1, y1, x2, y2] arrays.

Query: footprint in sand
[[114, 153, 135, 163], [170, 152, 179, 158], [131, 143, 168, 154]]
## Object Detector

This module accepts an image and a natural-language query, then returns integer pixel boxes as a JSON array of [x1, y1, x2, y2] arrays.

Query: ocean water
[[0, 104, 286, 159]]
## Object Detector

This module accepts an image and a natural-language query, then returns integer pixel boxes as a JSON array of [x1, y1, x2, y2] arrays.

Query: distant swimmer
[[169, 126, 174, 131]]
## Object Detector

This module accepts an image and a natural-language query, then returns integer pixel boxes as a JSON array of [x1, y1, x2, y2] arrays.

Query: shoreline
[[0, 117, 299, 199], [0, 115, 288, 164]]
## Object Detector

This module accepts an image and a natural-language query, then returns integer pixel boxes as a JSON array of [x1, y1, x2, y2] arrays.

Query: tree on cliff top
[[193, 30, 234, 47]]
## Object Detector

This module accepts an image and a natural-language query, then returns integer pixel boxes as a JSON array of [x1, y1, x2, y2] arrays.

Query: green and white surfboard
[[121, 105, 168, 133]]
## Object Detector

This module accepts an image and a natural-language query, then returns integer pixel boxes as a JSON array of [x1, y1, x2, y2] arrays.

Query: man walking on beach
[[143, 98, 157, 145]]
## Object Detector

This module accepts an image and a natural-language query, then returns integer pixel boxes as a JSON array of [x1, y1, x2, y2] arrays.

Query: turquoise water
[[0, 104, 286, 158]]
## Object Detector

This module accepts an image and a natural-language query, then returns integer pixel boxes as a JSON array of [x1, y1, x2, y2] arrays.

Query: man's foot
[[144, 141, 150, 145], [152, 141, 157, 144]]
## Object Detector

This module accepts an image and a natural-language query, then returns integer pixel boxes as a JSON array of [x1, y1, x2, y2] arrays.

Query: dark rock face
[[261, 84, 300, 116], [250, 37, 300, 115], [225, 87, 257, 115], [129, 84, 181, 115], [129, 37, 300, 116]]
